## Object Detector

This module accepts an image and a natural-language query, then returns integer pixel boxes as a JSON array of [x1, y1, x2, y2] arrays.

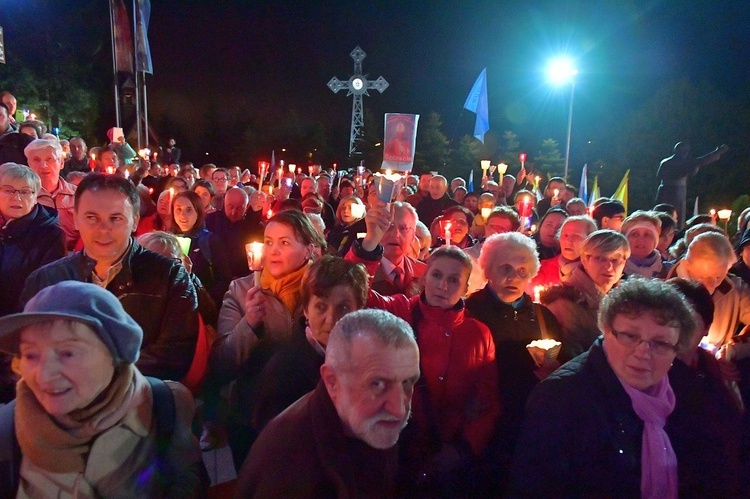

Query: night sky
[[3, 0, 750, 166]]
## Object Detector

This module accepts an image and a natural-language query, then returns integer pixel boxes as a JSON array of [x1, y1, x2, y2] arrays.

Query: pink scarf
[[620, 375, 678, 499]]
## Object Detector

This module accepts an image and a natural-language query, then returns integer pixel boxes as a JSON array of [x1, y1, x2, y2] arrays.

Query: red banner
[[382, 113, 419, 172], [111, 0, 133, 73]]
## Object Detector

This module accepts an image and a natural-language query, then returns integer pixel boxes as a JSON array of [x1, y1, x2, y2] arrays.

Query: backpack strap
[[0, 401, 20, 496], [146, 376, 176, 487]]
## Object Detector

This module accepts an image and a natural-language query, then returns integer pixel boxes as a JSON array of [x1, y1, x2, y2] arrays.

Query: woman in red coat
[[347, 200, 500, 493]]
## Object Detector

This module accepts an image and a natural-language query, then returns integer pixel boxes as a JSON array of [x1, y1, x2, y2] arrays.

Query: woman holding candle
[[542, 230, 630, 358], [170, 191, 232, 305], [510, 278, 741, 497], [325, 195, 367, 257], [348, 200, 500, 494], [209, 210, 323, 467], [432, 205, 476, 249]]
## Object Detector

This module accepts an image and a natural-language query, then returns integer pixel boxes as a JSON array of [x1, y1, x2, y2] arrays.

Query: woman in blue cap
[[0, 281, 206, 497]]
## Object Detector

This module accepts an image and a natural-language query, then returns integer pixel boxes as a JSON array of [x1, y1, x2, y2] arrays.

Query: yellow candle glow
[[246, 242, 264, 286], [481, 207, 492, 220], [288, 164, 296, 173]]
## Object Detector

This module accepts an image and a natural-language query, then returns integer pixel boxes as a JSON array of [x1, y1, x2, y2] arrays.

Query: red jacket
[[367, 290, 500, 456]]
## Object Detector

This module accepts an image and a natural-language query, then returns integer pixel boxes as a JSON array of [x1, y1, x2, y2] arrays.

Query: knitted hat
[[622, 220, 660, 242], [0, 281, 143, 364]]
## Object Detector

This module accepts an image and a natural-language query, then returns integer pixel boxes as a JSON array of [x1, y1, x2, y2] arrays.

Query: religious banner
[[0, 26, 6, 64], [382, 113, 419, 172]]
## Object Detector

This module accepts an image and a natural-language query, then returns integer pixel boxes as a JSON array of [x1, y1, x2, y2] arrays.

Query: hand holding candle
[[526, 339, 562, 367]]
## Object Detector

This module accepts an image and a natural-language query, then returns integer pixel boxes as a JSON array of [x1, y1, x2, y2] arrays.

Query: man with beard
[[235, 309, 420, 497]]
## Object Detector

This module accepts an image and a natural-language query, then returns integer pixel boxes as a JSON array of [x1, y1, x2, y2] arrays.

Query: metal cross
[[328, 46, 388, 157]]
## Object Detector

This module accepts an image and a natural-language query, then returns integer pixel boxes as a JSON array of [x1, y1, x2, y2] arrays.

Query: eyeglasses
[[494, 264, 529, 280], [588, 254, 626, 268], [213, 177, 228, 182], [0, 186, 35, 198], [388, 224, 414, 234], [610, 329, 678, 356]]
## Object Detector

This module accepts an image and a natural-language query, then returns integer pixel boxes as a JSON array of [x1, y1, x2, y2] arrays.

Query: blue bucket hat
[[0, 281, 143, 364]]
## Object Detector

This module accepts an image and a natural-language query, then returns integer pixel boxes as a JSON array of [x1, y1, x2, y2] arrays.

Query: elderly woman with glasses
[[0, 163, 66, 403], [509, 278, 742, 497], [542, 229, 630, 358]]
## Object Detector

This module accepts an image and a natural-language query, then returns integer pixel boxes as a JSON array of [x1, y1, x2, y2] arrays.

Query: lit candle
[[534, 175, 541, 191], [480, 160, 490, 175], [553, 188, 560, 199], [481, 207, 492, 220], [533, 285, 545, 303], [444, 220, 452, 246], [498, 162, 508, 187], [308, 165, 314, 176], [289, 163, 296, 173], [245, 242, 264, 287], [106, 166, 114, 175]]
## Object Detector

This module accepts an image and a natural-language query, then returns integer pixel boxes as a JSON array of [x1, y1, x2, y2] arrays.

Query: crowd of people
[[1, 89, 750, 496]]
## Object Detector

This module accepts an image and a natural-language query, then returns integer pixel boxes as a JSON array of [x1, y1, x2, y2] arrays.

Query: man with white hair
[[24, 138, 78, 250], [235, 308, 420, 497]]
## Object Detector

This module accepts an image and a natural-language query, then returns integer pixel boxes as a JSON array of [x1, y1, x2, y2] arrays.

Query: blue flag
[[463, 69, 489, 143], [468, 169, 474, 192], [579, 164, 588, 204], [135, 0, 153, 74]]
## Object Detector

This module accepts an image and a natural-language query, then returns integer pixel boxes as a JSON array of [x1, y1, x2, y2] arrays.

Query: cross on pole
[[328, 46, 388, 157]]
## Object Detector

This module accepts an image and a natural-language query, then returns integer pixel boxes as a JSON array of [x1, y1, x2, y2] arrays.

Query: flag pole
[[108, 1, 121, 127], [132, 0, 142, 150], [143, 73, 149, 148]]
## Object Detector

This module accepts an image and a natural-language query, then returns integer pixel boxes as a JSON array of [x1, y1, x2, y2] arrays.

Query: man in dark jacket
[[21, 174, 199, 381], [234, 309, 420, 497], [416, 175, 458, 227]]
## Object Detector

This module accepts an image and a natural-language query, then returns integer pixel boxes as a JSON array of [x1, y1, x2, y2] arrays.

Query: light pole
[[546, 58, 578, 182]]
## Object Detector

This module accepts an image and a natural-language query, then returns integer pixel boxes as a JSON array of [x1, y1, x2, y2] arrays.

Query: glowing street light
[[546, 57, 578, 182]]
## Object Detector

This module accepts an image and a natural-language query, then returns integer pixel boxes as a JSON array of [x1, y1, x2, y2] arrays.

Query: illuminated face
[[304, 285, 358, 346], [223, 190, 248, 223], [18, 321, 115, 419], [0, 177, 37, 221], [581, 250, 627, 292], [486, 246, 535, 303], [539, 212, 566, 248], [249, 192, 265, 212], [263, 221, 311, 279], [566, 201, 587, 216], [0, 108, 9, 133], [324, 335, 420, 449], [424, 256, 469, 309], [74, 189, 138, 267], [381, 208, 416, 264], [100, 150, 119, 169], [194, 186, 212, 210], [683, 256, 730, 295], [657, 228, 676, 255], [603, 313, 679, 391], [559, 221, 590, 261], [485, 216, 515, 237], [447, 212, 469, 244], [627, 227, 658, 259], [211, 171, 229, 194], [300, 178, 317, 197], [317, 177, 331, 198], [418, 174, 432, 193], [26, 146, 63, 189], [463, 195, 478, 213], [69, 138, 87, 160], [156, 191, 172, 218], [340, 199, 362, 225], [428, 178, 447, 200], [173, 196, 198, 233]]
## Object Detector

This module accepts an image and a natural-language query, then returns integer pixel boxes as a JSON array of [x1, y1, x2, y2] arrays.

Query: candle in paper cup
[[245, 242, 264, 286], [374, 172, 402, 203], [175, 236, 192, 256], [526, 339, 562, 366], [480, 160, 490, 173], [288, 163, 296, 173], [481, 207, 492, 220]]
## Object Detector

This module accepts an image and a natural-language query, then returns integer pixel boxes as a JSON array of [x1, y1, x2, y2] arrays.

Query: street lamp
[[546, 57, 578, 182]]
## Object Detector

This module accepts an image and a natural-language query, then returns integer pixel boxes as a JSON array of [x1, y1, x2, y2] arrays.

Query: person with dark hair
[[535, 177, 566, 216], [532, 207, 567, 260], [511, 278, 741, 497], [656, 211, 678, 261], [251, 256, 369, 433], [191, 178, 216, 214], [164, 138, 181, 164], [433, 205, 476, 248], [210, 209, 321, 466], [20, 173, 200, 382], [0, 103, 33, 166], [592, 199, 626, 230], [171, 190, 232, 305], [656, 142, 729, 228], [462, 191, 480, 214], [731, 227, 750, 286], [653, 202, 678, 222]]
